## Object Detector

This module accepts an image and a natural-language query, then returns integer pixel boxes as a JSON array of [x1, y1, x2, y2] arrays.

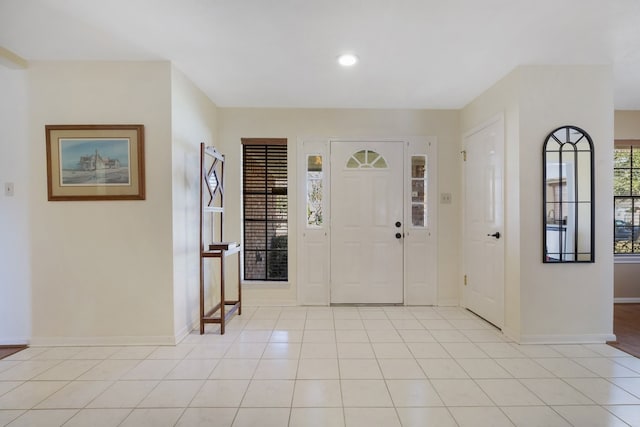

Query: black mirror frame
[[542, 125, 595, 263]]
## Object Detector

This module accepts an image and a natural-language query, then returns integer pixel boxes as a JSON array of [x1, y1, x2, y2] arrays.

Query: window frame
[[241, 138, 289, 282], [614, 139, 640, 262]]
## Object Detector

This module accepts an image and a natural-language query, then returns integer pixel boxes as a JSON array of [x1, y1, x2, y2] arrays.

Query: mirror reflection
[[543, 126, 594, 263]]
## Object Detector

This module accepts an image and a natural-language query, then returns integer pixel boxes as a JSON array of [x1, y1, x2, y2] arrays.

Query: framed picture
[[45, 124, 145, 201]]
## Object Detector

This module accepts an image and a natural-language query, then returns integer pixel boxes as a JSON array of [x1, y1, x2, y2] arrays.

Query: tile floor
[[1, 306, 639, 426]]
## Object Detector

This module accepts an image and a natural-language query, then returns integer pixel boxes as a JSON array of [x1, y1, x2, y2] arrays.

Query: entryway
[[297, 137, 437, 306]]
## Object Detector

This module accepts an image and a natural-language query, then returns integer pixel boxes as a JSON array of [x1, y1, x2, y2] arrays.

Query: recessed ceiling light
[[337, 53, 358, 67]]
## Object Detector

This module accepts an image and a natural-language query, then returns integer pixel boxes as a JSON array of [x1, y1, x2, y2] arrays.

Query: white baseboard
[[30, 335, 177, 347], [0, 337, 29, 346], [518, 333, 617, 345], [436, 298, 460, 307], [614, 297, 640, 303]]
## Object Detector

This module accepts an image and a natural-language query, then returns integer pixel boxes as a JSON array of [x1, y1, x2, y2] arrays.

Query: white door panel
[[463, 117, 505, 328], [330, 141, 403, 304]]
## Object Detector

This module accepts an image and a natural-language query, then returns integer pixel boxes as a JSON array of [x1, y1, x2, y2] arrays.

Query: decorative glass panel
[[411, 155, 427, 227], [307, 155, 323, 227], [346, 150, 388, 169]]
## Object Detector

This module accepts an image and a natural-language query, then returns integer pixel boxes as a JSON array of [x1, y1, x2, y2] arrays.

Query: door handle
[[487, 232, 501, 239], [395, 233, 402, 239]]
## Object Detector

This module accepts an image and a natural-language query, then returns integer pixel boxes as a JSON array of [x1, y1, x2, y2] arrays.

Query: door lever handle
[[487, 232, 501, 239]]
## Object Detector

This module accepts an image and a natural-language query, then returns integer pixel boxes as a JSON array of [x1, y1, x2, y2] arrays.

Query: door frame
[[297, 137, 438, 306]]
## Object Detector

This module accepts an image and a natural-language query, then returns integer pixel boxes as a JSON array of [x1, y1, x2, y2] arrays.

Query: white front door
[[330, 141, 404, 303], [463, 116, 505, 328]]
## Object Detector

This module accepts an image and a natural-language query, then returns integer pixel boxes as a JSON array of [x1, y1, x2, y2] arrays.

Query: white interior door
[[463, 116, 505, 328], [330, 141, 404, 303]]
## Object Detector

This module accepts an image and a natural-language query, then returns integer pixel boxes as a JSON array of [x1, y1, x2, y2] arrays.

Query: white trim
[[0, 337, 29, 346], [614, 297, 640, 303], [518, 333, 617, 345], [30, 335, 177, 347], [614, 255, 640, 264], [436, 298, 460, 307]]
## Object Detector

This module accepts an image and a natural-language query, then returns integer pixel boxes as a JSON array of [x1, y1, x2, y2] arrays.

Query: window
[[242, 138, 288, 281], [306, 155, 323, 227], [411, 155, 428, 227], [614, 141, 640, 255]]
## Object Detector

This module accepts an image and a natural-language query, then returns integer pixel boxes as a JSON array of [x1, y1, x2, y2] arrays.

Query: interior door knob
[[487, 232, 501, 239]]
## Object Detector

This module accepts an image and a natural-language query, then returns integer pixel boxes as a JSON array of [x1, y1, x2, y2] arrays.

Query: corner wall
[[170, 66, 219, 340], [0, 67, 30, 344], [463, 65, 615, 343], [28, 61, 176, 345]]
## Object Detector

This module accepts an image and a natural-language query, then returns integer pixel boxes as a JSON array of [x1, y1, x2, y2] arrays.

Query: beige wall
[[218, 108, 461, 306], [462, 65, 615, 343], [28, 61, 176, 345], [170, 66, 220, 339], [613, 110, 640, 300], [0, 66, 30, 344]]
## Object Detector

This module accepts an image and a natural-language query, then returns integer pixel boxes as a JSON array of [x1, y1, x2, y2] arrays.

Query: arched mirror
[[543, 125, 594, 263]]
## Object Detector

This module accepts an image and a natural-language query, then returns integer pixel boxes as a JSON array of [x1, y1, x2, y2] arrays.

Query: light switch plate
[[4, 182, 14, 197], [440, 192, 452, 204]]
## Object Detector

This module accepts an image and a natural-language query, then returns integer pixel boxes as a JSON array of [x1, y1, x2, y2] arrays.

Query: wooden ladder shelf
[[199, 143, 241, 334]]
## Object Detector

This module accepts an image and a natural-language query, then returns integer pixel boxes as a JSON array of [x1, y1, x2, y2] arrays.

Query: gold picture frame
[[45, 124, 145, 201]]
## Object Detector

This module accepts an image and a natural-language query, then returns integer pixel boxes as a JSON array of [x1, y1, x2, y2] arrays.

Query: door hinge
[[461, 150, 467, 162], [464, 274, 467, 286]]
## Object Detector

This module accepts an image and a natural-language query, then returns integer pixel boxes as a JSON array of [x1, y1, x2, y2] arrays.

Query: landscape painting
[[46, 124, 145, 201], [59, 138, 131, 186]]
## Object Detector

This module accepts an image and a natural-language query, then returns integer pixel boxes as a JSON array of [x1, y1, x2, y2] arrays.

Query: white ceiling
[[2, 0, 640, 109]]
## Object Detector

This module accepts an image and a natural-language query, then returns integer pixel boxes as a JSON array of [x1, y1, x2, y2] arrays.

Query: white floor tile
[[336, 343, 375, 359], [386, 379, 443, 407], [289, 407, 345, 427], [241, 380, 295, 407], [189, 379, 249, 407], [552, 405, 629, 427], [297, 359, 339, 379], [604, 404, 640, 427], [165, 359, 219, 380], [175, 407, 236, 427], [209, 359, 259, 380], [292, 380, 342, 407], [406, 342, 449, 358], [519, 379, 593, 405], [378, 359, 425, 379], [430, 379, 493, 406], [138, 380, 203, 408], [343, 407, 400, 427], [121, 359, 180, 380], [87, 380, 158, 408], [449, 406, 515, 427], [253, 359, 298, 380], [417, 358, 469, 379], [396, 407, 457, 427], [341, 380, 393, 407], [119, 408, 183, 427], [232, 408, 290, 427], [36, 380, 112, 409], [0, 381, 68, 409], [476, 379, 544, 406], [63, 408, 131, 427], [457, 358, 512, 379], [3, 306, 636, 427], [494, 358, 555, 379], [501, 406, 571, 427], [6, 409, 77, 427], [338, 359, 383, 379], [564, 378, 640, 405]]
